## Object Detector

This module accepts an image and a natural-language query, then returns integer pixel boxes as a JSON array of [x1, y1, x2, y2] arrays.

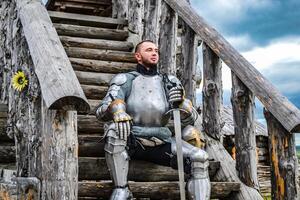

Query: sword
[[173, 108, 186, 200]]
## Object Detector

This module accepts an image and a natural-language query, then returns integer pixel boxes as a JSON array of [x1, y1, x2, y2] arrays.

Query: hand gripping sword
[[163, 75, 186, 200]]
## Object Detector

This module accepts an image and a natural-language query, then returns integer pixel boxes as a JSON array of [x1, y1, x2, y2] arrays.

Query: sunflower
[[12, 71, 28, 92]]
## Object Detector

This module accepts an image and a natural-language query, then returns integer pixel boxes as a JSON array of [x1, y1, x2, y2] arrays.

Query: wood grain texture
[[202, 43, 222, 140], [231, 73, 259, 189], [264, 109, 299, 200], [16, 0, 89, 112], [78, 181, 240, 199], [143, 0, 161, 44]]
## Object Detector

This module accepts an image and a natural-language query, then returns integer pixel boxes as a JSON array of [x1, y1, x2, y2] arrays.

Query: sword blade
[[173, 109, 186, 200]]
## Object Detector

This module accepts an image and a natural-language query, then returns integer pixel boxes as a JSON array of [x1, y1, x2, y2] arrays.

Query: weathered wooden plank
[[54, 0, 111, 6], [78, 115, 105, 133], [65, 47, 136, 63], [78, 181, 240, 199], [70, 58, 136, 73], [202, 43, 222, 140], [158, 1, 177, 75], [39, 107, 78, 199], [164, 0, 300, 133], [264, 109, 299, 200], [78, 157, 220, 181], [177, 18, 198, 104], [54, 23, 128, 41], [81, 84, 107, 100], [0, 145, 15, 163], [49, 11, 126, 29], [59, 36, 133, 51], [231, 73, 259, 189], [128, 0, 143, 36], [78, 135, 105, 157], [53, 2, 106, 12], [16, 0, 89, 112], [75, 71, 114, 86], [143, 0, 161, 44], [112, 0, 128, 19]]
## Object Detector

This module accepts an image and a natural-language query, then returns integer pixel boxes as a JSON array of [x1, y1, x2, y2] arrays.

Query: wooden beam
[[158, 1, 177, 75], [231, 73, 259, 189], [59, 36, 133, 52], [112, 0, 128, 19], [81, 84, 107, 100], [48, 11, 127, 28], [264, 109, 299, 200], [16, 0, 89, 112], [177, 17, 198, 104], [163, 0, 300, 133], [143, 0, 161, 44], [128, 0, 143, 37], [64, 47, 136, 63], [54, 23, 128, 41], [78, 157, 220, 181], [75, 71, 114, 86], [202, 43, 222, 139], [69, 58, 136, 74], [78, 181, 240, 199]]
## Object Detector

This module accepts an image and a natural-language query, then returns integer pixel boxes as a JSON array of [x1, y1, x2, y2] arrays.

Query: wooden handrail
[[17, 0, 90, 112], [164, 0, 300, 133]]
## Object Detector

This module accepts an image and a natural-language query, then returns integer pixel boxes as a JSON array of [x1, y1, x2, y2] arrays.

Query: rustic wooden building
[[0, 0, 299, 199]]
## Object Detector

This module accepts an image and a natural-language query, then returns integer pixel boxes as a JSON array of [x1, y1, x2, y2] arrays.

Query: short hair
[[134, 40, 155, 53]]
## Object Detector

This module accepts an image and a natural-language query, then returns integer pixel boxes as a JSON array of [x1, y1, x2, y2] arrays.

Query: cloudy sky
[[190, 0, 300, 144]]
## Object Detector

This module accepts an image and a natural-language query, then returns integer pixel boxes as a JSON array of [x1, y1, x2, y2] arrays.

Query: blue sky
[[191, 0, 300, 144]]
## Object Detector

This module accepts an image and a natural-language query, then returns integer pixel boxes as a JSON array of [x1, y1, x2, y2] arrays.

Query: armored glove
[[168, 85, 185, 104], [108, 99, 132, 141]]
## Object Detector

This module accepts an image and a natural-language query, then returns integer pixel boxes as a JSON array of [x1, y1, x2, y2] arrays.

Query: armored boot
[[104, 124, 133, 200], [171, 138, 211, 200]]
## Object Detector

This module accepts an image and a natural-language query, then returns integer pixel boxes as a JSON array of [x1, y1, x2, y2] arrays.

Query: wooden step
[[65, 47, 136, 62], [70, 58, 136, 73], [0, 145, 16, 163], [78, 181, 240, 199], [60, 36, 133, 51], [49, 11, 125, 29], [78, 115, 104, 133], [78, 135, 105, 157], [75, 71, 114, 86], [79, 157, 220, 181], [54, 23, 128, 40], [81, 84, 107, 100]]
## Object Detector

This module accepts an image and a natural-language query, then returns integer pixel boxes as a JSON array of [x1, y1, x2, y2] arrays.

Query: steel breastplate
[[126, 75, 169, 127]]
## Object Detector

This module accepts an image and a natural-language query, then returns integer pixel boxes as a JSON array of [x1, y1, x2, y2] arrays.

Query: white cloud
[[191, 0, 273, 26], [226, 34, 257, 52], [221, 36, 300, 91]]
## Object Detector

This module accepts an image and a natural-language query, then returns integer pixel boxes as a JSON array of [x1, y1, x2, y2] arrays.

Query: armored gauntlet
[[109, 99, 132, 141]]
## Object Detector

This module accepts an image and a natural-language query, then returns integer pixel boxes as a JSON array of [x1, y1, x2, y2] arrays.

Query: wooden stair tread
[[54, 23, 128, 40], [78, 157, 220, 181], [78, 180, 240, 199], [70, 57, 136, 73], [65, 47, 136, 62], [75, 71, 114, 86], [60, 36, 133, 51], [49, 11, 126, 28]]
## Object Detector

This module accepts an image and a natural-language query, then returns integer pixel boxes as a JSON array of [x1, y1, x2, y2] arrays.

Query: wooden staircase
[[48, 2, 241, 199]]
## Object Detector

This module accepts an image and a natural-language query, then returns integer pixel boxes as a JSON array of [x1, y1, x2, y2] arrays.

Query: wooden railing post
[[264, 109, 299, 200], [158, 1, 177, 74], [177, 19, 199, 104], [202, 43, 222, 139], [143, 0, 161, 44], [112, 0, 128, 19], [231, 73, 259, 190]]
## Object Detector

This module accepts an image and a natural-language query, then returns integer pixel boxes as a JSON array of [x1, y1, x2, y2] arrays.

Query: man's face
[[135, 42, 159, 68]]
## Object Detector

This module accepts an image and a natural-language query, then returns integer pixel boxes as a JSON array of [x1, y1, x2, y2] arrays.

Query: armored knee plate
[[182, 125, 206, 149], [171, 138, 211, 200], [104, 123, 132, 200]]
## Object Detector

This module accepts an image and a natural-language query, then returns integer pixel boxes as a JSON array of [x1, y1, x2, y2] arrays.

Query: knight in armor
[[96, 40, 211, 200]]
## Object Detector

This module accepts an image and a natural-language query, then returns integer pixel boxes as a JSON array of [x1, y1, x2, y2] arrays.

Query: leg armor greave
[[104, 123, 132, 200], [171, 138, 211, 200]]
